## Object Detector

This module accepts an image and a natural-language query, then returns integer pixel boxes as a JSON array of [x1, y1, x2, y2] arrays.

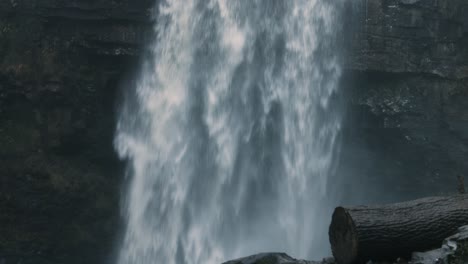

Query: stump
[[329, 195, 468, 264]]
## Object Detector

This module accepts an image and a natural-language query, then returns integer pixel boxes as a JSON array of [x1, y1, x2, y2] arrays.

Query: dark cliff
[[0, 1, 153, 263], [338, 0, 468, 204], [0, 0, 467, 263]]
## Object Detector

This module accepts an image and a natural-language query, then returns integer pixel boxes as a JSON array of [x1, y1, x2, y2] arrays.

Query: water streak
[[115, 1, 345, 263]]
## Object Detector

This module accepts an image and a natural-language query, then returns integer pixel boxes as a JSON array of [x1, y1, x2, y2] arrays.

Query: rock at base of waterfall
[[222, 253, 335, 264]]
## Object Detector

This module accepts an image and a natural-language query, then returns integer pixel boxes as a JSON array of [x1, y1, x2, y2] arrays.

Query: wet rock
[[222, 253, 335, 264]]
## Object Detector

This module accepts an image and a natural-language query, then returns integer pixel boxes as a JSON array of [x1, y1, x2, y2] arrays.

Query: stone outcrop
[[0, 0, 467, 263]]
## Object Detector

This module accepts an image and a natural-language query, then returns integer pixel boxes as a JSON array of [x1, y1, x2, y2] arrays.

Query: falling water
[[115, 1, 345, 263]]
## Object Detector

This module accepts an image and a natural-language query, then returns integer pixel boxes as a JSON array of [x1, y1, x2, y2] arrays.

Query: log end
[[329, 207, 359, 264]]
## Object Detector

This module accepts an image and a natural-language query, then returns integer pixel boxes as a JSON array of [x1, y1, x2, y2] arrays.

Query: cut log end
[[329, 207, 358, 264], [328, 195, 468, 264]]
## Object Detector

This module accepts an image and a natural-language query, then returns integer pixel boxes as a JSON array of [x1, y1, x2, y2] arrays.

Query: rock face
[[0, 1, 153, 263], [337, 0, 468, 204], [347, 0, 468, 79], [0, 0, 467, 263]]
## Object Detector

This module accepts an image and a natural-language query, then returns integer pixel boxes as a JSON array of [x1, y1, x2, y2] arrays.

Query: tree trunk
[[329, 195, 468, 264]]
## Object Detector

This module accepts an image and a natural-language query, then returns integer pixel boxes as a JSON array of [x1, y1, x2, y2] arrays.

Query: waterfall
[[115, 1, 345, 263]]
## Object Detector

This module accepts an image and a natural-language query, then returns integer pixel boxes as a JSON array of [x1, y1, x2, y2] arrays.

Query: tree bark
[[329, 195, 468, 264]]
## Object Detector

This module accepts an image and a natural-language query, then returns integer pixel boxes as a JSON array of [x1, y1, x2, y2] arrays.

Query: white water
[[115, 1, 344, 263]]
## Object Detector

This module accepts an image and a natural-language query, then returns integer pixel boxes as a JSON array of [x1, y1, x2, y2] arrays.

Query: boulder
[[222, 253, 335, 264]]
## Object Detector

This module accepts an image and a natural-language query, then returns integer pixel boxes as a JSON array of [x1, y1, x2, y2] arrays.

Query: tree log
[[329, 195, 468, 264]]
